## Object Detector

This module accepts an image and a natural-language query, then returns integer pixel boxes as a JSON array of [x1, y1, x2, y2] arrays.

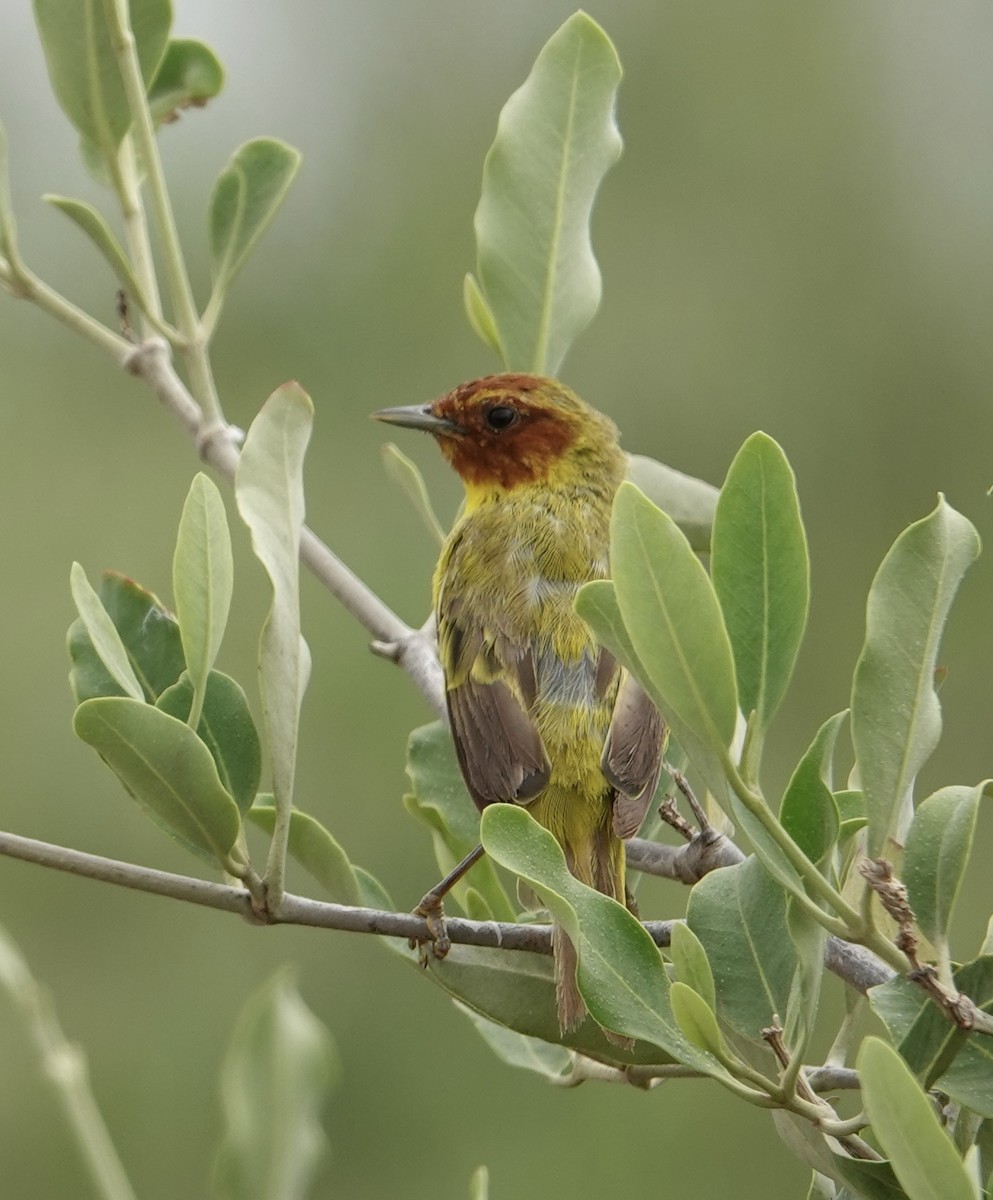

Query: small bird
[[374, 374, 665, 1033]]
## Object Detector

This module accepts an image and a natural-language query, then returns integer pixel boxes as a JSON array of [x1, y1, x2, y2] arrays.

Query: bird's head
[[373, 373, 623, 492]]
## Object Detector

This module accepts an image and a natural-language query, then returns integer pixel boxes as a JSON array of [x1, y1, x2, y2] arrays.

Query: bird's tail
[[552, 821, 627, 1035]]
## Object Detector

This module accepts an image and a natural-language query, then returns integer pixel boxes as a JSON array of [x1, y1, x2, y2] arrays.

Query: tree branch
[[122, 338, 447, 720], [0, 828, 896, 1000]]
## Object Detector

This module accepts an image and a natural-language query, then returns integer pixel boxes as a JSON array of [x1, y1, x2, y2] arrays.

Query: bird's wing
[[601, 664, 667, 839], [438, 587, 551, 811]]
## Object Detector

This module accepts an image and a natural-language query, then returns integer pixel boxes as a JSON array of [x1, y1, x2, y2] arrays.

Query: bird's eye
[[484, 405, 519, 431]]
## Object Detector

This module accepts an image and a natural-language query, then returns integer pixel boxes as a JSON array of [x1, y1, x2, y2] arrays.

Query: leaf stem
[[0, 257, 129, 360], [103, 0, 223, 424], [114, 132, 163, 328], [722, 752, 863, 933]]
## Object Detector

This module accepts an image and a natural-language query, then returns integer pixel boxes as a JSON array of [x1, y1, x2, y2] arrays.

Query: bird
[[374, 373, 666, 1033]]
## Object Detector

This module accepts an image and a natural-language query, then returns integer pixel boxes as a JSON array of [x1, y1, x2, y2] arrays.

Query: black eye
[[485, 405, 519, 431]]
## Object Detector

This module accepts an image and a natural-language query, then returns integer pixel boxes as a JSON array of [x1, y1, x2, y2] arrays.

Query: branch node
[[195, 421, 244, 461], [122, 335, 170, 377]]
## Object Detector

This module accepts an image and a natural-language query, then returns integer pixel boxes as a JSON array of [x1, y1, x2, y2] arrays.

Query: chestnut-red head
[[373, 373, 623, 492]]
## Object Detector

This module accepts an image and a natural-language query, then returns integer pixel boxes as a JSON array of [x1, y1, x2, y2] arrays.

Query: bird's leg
[[662, 762, 713, 835], [411, 843, 487, 962]]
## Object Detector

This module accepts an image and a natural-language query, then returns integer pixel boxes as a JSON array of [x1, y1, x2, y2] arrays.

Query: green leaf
[[480, 804, 725, 1075], [247, 796, 361, 907], [669, 981, 732, 1062], [851, 498, 980, 857], [381, 443, 446, 547], [173, 473, 233, 727], [859, 1035, 976, 1200], [462, 273, 502, 358], [43, 195, 146, 300], [687, 855, 798, 1042], [575, 578, 730, 804], [455, 1002, 573, 1080], [73, 696, 245, 873], [711, 433, 809, 733], [870, 958, 993, 1118], [471, 11, 622, 374], [669, 922, 716, 1013], [157, 671, 260, 814], [147, 37, 224, 126], [67, 571, 186, 704], [33, 0, 170, 157], [830, 1158, 912, 1200], [214, 970, 337, 1200], [235, 383, 313, 823], [69, 562, 144, 701], [624, 454, 719, 554], [404, 722, 516, 922], [784, 901, 826, 1056], [609, 482, 738, 764], [468, 1166, 489, 1200], [427, 942, 669, 1066], [209, 138, 301, 296], [725, 792, 810, 908], [835, 789, 868, 842], [903, 783, 985, 954], [779, 713, 845, 868], [0, 118, 15, 258]]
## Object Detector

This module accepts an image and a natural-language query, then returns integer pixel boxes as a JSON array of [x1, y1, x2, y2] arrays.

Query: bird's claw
[[410, 893, 451, 964]]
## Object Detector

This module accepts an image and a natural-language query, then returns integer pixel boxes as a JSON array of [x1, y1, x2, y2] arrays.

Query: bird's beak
[[371, 403, 461, 436]]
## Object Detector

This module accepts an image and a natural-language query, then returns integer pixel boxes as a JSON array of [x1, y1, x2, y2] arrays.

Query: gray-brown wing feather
[[447, 675, 550, 810], [438, 584, 550, 812], [602, 670, 667, 839]]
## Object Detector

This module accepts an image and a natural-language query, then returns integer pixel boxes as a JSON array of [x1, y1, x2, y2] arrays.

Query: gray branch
[[0, 829, 894, 996]]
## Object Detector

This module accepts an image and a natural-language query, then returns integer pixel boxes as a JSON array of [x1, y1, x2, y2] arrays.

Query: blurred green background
[[1, 2, 991, 1196]]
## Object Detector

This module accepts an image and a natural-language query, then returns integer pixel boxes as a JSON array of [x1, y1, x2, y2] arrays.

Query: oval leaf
[[33, 0, 170, 155], [480, 804, 724, 1075], [669, 922, 717, 1013], [73, 696, 245, 873], [711, 433, 810, 734], [43, 195, 146, 302], [455, 1002, 573, 1080], [610, 482, 738, 762], [779, 712, 845, 868], [462, 272, 502, 358], [381, 443, 446, 547], [687, 855, 798, 1042], [472, 12, 622, 373], [903, 783, 984, 953], [157, 671, 261, 814], [173, 473, 233, 725], [858, 1036, 976, 1200], [247, 796, 361, 907], [869, 958, 993, 1118], [575, 578, 730, 804], [0, 118, 15, 257], [624, 454, 718, 554], [214, 970, 338, 1200], [67, 571, 186, 704], [669, 980, 731, 1061], [147, 37, 224, 126], [209, 138, 301, 296], [69, 562, 144, 701], [851, 497, 980, 856], [235, 383, 313, 830]]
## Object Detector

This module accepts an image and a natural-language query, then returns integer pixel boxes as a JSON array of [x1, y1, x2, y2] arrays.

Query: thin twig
[[0, 828, 898, 1003], [0, 928, 138, 1200]]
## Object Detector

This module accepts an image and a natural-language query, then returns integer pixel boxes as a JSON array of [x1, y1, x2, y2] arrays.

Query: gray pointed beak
[[371, 403, 461, 436]]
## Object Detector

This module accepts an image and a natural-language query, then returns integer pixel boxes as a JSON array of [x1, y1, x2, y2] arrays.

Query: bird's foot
[[410, 891, 451, 965]]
